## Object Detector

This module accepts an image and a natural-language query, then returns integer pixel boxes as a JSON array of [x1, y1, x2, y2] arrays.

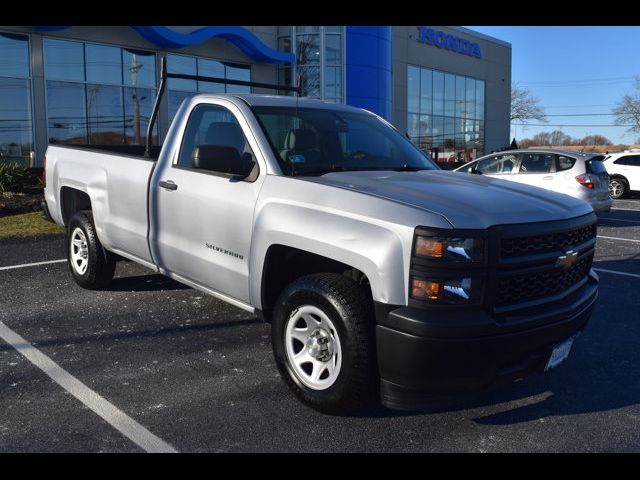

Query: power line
[[512, 123, 633, 127]]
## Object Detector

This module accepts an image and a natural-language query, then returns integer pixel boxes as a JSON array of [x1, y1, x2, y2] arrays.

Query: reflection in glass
[[198, 59, 225, 93], [298, 65, 321, 98], [0, 78, 33, 166], [444, 73, 455, 117], [325, 35, 342, 64], [297, 34, 320, 65], [432, 71, 444, 116], [124, 86, 155, 145], [86, 44, 122, 85], [123, 49, 156, 88], [168, 54, 197, 91], [86, 84, 123, 144], [324, 66, 341, 99], [46, 81, 87, 144], [420, 69, 432, 115], [407, 66, 419, 114], [455, 76, 465, 118], [44, 38, 85, 81], [407, 66, 485, 163], [0, 33, 30, 78], [465, 78, 476, 120], [476, 80, 485, 120], [224, 63, 250, 93]]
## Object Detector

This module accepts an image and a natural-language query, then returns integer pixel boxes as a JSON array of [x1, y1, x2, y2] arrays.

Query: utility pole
[[129, 54, 143, 144]]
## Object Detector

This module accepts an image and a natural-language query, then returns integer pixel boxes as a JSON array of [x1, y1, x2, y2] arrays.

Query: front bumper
[[376, 270, 598, 410]]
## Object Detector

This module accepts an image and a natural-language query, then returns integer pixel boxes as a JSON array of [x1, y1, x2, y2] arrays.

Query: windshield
[[252, 106, 439, 176]]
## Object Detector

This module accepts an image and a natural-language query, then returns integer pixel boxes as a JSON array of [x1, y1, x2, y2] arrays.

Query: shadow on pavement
[[107, 273, 191, 292]]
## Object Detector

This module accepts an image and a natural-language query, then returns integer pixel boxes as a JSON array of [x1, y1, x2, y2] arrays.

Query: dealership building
[[0, 26, 511, 168]]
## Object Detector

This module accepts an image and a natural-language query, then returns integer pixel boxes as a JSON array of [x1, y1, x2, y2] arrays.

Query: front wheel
[[66, 211, 116, 289], [271, 273, 378, 415]]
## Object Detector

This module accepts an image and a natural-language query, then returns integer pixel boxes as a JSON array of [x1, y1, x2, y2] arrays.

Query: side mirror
[[192, 145, 255, 179]]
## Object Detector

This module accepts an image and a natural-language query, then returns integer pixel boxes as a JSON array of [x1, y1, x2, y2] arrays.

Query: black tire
[[66, 210, 116, 290], [271, 273, 378, 415], [609, 177, 628, 199]]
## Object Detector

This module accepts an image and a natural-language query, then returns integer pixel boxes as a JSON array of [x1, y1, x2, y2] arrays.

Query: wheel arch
[[259, 244, 373, 323], [60, 186, 92, 226]]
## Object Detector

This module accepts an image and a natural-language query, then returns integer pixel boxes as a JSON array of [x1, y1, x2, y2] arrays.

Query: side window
[[519, 153, 555, 174], [476, 154, 517, 174], [629, 155, 640, 167], [614, 156, 631, 166], [557, 155, 576, 171], [177, 104, 252, 168]]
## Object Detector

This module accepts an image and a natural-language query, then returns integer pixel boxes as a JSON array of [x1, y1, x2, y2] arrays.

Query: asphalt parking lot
[[1, 199, 639, 452]]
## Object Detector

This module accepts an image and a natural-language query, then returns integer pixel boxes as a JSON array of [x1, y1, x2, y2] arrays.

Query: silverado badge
[[556, 250, 578, 268]]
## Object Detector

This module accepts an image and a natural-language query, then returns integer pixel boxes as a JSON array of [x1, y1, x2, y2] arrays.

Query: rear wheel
[[271, 273, 378, 415], [66, 211, 116, 289], [609, 177, 628, 199]]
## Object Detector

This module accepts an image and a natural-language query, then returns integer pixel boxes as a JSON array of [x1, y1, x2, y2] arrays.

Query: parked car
[[454, 149, 612, 212], [41, 61, 600, 414], [601, 149, 640, 199]]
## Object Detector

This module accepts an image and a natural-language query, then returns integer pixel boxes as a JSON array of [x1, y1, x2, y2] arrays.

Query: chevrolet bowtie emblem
[[557, 250, 578, 268]]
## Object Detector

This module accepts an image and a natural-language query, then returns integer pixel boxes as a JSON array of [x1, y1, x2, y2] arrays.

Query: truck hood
[[301, 170, 593, 229]]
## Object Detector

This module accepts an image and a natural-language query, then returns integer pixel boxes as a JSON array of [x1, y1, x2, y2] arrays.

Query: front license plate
[[544, 336, 575, 371]]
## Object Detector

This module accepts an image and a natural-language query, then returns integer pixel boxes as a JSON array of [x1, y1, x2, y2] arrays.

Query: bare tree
[[613, 78, 640, 134], [511, 84, 548, 124], [581, 134, 612, 146]]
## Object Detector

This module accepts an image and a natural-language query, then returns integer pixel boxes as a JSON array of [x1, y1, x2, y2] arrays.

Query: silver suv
[[454, 149, 612, 212]]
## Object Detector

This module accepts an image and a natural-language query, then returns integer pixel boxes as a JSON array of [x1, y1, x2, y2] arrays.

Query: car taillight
[[575, 174, 594, 188], [42, 156, 46, 187]]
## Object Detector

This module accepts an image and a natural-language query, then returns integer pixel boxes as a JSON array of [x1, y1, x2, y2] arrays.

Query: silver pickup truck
[[43, 64, 599, 414]]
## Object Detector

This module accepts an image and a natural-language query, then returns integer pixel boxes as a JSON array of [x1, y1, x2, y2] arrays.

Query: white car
[[601, 150, 640, 199], [454, 149, 612, 212]]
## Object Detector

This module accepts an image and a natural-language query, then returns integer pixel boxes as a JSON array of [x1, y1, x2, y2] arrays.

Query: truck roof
[[193, 93, 366, 113]]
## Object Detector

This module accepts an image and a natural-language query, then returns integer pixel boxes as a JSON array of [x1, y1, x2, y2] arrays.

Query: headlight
[[410, 276, 480, 304], [414, 235, 484, 263]]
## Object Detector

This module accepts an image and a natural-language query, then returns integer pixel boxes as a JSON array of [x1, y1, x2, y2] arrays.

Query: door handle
[[159, 180, 178, 191], [543, 176, 554, 180]]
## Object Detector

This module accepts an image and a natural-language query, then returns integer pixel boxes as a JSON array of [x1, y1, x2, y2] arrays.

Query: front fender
[[250, 200, 412, 307]]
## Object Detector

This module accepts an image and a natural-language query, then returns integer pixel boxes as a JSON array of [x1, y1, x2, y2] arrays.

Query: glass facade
[[167, 53, 251, 122], [277, 26, 344, 103], [0, 32, 33, 167], [407, 65, 485, 169], [44, 38, 157, 146]]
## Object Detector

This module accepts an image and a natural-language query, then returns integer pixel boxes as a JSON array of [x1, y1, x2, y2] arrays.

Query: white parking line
[[0, 321, 177, 453], [0, 259, 66, 271], [593, 268, 640, 279], [597, 235, 640, 243]]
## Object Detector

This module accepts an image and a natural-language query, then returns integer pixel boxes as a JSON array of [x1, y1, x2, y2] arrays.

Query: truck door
[[149, 100, 264, 304]]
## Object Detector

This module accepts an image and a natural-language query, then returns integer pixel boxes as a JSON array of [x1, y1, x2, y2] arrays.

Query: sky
[[466, 26, 640, 145]]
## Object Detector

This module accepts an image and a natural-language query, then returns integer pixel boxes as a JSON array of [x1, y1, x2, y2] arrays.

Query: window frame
[[172, 101, 260, 181]]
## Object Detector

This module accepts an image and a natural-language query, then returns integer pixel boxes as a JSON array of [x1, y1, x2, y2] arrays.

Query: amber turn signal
[[415, 237, 446, 258], [411, 278, 443, 301]]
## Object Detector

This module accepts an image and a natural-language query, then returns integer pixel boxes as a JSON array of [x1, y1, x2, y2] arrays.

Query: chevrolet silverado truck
[[42, 62, 599, 414]]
